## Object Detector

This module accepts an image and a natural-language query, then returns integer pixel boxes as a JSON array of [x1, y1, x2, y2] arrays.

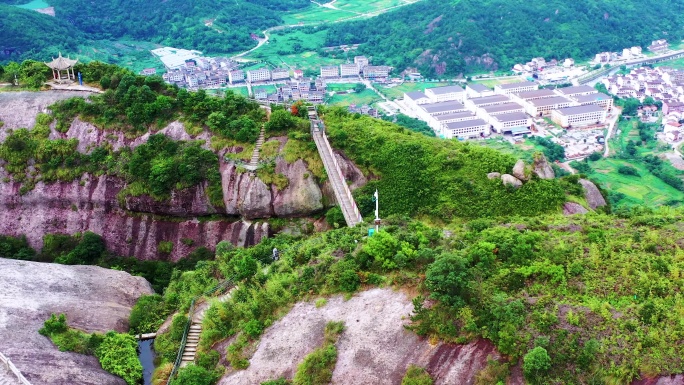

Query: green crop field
[[327, 83, 359, 91], [327, 89, 382, 106], [589, 158, 684, 207], [655, 57, 684, 69], [376, 81, 461, 100], [281, 0, 421, 25]]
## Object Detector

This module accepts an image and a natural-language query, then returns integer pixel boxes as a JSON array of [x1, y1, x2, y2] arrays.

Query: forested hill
[[324, 0, 684, 77], [0, 5, 82, 60], [0, 0, 310, 62]]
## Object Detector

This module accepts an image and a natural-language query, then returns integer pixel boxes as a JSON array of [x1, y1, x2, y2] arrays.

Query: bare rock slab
[[0, 258, 153, 385], [501, 174, 523, 188], [217, 288, 499, 385]]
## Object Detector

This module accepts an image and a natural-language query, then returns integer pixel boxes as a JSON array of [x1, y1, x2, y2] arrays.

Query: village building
[[271, 68, 290, 81], [228, 69, 245, 84], [424, 85, 465, 103], [571, 92, 614, 111], [663, 101, 684, 115], [320, 66, 339, 78], [340, 64, 360, 77], [464, 94, 512, 111], [441, 119, 490, 139], [403, 91, 432, 114], [431, 112, 478, 131], [491, 112, 531, 133], [247, 68, 271, 82], [363, 65, 391, 79], [354, 56, 369, 71], [648, 39, 669, 53], [554, 85, 597, 97], [551, 105, 606, 128], [524, 96, 573, 117], [494, 81, 538, 95], [465, 83, 494, 98]]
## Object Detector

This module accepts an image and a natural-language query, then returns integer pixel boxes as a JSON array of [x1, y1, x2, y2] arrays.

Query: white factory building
[[551, 105, 607, 128]]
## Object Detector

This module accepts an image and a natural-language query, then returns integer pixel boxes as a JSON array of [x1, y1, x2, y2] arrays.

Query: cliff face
[[0, 91, 367, 261]]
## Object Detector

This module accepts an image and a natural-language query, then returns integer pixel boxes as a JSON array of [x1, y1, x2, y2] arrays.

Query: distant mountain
[[324, 0, 684, 77], [0, 0, 310, 62]]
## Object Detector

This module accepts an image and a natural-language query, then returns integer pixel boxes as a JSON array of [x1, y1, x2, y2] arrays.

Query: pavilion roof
[[45, 52, 78, 70]]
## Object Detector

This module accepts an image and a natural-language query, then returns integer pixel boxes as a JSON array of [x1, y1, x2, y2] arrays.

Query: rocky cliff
[[0, 258, 153, 385], [0, 91, 367, 261]]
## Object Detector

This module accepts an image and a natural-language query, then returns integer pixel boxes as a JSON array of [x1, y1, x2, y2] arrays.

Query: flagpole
[[374, 189, 380, 233]]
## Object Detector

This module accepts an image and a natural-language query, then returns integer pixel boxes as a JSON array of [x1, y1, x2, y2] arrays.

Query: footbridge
[[308, 107, 363, 227]]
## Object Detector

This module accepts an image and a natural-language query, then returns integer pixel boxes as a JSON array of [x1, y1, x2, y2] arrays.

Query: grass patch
[[401, 365, 434, 385], [327, 89, 382, 106], [282, 138, 326, 180], [293, 321, 345, 385], [259, 140, 282, 160]]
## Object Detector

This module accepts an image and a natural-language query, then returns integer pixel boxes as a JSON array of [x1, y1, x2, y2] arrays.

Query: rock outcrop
[[217, 289, 502, 385], [0, 91, 92, 135], [0, 258, 153, 385], [487, 172, 501, 180], [533, 153, 555, 180], [579, 179, 607, 209], [502, 174, 523, 188], [512, 159, 528, 181], [0, 174, 268, 261], [563, 202, 589, 215]]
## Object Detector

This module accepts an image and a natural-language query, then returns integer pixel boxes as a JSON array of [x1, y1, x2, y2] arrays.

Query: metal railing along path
[[0, 352, 32, 385], [166, 278, 236, 384]]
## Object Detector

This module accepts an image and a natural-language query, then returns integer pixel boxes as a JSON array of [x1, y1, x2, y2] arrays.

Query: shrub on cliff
[[401, 365, 434, 385], [96, 332, 143, 385]]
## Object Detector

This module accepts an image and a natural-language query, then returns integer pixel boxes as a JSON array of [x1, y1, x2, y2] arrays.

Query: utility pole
[[374, 189, 380, 233]]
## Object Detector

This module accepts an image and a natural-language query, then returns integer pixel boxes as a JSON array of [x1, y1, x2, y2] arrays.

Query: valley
[[4, 1, 684, 385]]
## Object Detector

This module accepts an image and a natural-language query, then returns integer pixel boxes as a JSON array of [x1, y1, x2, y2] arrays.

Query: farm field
[[376, 81, 460, 100], [245, 29, 344, 72], [588, 158, 684, 207], [281, 0, 422, 25], [327, 89, 382, 106]]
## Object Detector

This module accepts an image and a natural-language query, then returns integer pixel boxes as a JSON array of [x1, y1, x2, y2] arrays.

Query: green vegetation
[[322, 107, 568, 219], [381, 114, 435, 137], [324, 0, 684, 76], [293, 321, 344, 385], [0, 0, 312, 64], [576, 119, 684, 208], [39, 314, 142, 385], [401, 365, 434, 385]]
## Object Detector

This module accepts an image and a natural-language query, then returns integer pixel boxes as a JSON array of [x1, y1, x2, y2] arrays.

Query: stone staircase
[[179, 289, 236, 367], [244, 126, 266, 171], [309, 109, 363, 227]]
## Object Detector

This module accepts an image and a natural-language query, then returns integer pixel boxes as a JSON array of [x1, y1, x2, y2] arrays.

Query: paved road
[[603, 107, 622, 157]]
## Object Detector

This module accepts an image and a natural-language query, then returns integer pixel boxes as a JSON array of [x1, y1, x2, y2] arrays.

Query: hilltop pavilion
[[45, 52, 78, 83]]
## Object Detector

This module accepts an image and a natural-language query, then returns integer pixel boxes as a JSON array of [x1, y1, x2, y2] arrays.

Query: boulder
[[487, 172, 501, 180], [501, 174, 523, 188], [273, 158, 324, 217], [533, 153, 555, 180], [579, 179, 607, 209], [563, 202, 589, 215], [512, 160, 528, 181]]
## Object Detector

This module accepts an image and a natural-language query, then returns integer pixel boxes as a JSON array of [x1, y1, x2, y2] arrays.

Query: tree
[[354, 83, 366, 93], [235, 255, 258, 280], [267, 109, 297, 132], [401, 365, 434, 385], [523, 347, 551, 381], [425, 253, 471, 307]]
